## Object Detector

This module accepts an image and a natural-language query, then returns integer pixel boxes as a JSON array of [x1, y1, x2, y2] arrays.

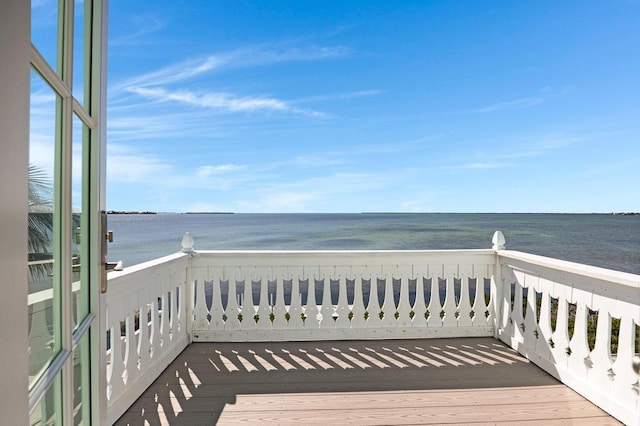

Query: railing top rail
[[190, 249, 496, 269], [193, 249, 496, 255], [106, 252, 189, 278], [498, 249, 640, 289]]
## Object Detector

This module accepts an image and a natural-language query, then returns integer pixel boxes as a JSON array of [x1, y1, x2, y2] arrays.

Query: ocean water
[[107, 213, 640, 275]]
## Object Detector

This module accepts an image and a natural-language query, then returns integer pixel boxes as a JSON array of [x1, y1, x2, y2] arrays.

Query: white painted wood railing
[[495, 249, 640, 426], [103, 253, 190, 425], [188, 250, 497, 342], [100, 232, 640, 425]]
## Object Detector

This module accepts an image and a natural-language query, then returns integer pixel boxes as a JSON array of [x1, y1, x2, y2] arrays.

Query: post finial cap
[[492, 231, 506, 250], [181, 232, 194, 253]]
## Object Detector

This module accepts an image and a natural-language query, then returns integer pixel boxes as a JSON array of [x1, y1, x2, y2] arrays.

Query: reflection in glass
[[29, 69, 60, 385]]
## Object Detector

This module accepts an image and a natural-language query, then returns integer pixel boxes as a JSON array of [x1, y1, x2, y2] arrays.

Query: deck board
[[115, 337, 619, 425]]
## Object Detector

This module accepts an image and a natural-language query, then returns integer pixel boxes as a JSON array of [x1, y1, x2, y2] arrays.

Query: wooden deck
[[115, 337, 619, 425]]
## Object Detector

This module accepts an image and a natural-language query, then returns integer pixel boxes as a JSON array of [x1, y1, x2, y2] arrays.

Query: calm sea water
[[107, 213, 640, 275]]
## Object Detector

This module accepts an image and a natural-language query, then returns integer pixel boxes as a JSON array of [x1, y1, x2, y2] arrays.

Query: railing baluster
[[137, 302, 151, 374], [426, 266, 441, 327], [208, 268, 225, 330], [511, 270, 525, 343], [396, 268, 412, 328], [287, 267, 304, 329], [523, 275, 539, 348], [609, 316, 637, 407], [570, 293, 592, 381], [381, 268, 396, 327], [536, 284, 553, 359], [149, 297, 158, 359], [441, 264, 457, 327], [319, 268, 334, 329], [109, 321, 124, 402], [272, 268, 288, 329], [256, 267, 272, 330], [225, 277, 241, 330], [351, 271, 366, 328], [124, 310, 139, 386], [192, 269, 209, 330], [552, 292, 571, 365], [335, 267, 351, 329], [411, 267, 428, 328], [305, 268, 320, 329], [366, 268, 382, 328], [457, 265, 473, 327], [240, 267, 255, 331], [471, 265, 489, 327]]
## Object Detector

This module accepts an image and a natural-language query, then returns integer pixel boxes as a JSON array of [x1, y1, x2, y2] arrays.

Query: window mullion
[[59, 1, 76, 425]]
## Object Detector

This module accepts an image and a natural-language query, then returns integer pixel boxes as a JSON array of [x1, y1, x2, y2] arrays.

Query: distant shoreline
[[107, 210, 156, 215], [183, 212, 234, 215], [105, 211, 638, 216]]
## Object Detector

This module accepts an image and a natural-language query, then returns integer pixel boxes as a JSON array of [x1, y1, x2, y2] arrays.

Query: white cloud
[[126, 86, 327, 117], [117, 56, 228, 89], [130, 87, 288, 112], [107, 145, 172, 182]]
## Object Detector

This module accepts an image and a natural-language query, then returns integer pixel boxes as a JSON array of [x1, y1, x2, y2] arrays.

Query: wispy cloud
[[294, 90, 383, 104], [114, 56, 228, 90], [128, 86, 327, 117], [110, 14, 164, 46], [107, 110, 231, 142], [446, 132, 589, 172], [472, 87, 569, 113], [473, 96, 543, 113], [448, 162, 512, 171], [109, 44, 347, 122], [115, 45, 349, 90], [130, 87, 287, 112], [533, 135, 587, 150]]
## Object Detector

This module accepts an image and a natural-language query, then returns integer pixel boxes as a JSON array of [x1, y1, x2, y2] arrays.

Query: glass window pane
[[72, 334, 91, 425], [29, 69, 60, 385], [72, 114, 87, 328], [73, 0, 86, 107], [31, 0, 60, 75], [29, 374, 61, 426]]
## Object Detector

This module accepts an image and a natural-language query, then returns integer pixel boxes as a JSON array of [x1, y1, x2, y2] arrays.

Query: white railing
[[496, 249, 640, 426], [103, 253, 189, 425], [101, 232, 640, 425], [189, 250, 497, 341]]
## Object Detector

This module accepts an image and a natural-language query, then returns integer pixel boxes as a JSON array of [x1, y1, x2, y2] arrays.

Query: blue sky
[[35, 0, 640, 213]]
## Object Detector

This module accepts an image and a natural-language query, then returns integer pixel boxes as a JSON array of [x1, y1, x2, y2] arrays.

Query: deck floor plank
[[115, 337, 620, 425]]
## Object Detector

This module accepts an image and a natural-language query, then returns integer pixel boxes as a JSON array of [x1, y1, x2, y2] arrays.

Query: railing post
[[491, 231, 506, 339], [182, 232, 195, 342]]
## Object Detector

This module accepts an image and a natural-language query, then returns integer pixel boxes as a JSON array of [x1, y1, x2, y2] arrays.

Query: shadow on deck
[[115, 337, 618, 425]]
